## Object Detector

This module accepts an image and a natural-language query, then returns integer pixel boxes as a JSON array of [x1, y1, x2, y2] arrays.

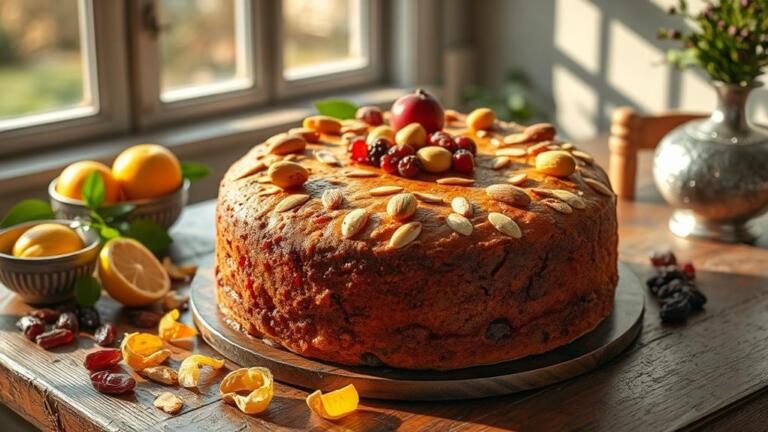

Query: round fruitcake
[[215, 93, 618, 370]]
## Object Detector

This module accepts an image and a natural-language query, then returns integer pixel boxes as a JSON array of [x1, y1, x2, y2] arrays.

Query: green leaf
[[181, 161, 211, 182], [99, 225, 121, 240], [74, 275, 101, 307], [314, 99, 357, 120], [123, 219, 172, 256], [98, 204, 136, 221], [0, 199, 55, 228], [82, 172, 105, 210]]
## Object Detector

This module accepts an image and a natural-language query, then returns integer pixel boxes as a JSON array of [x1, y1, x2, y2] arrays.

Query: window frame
[[0, 0, 130, 157]]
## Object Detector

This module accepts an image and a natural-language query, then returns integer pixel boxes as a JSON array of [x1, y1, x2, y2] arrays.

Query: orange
[[112, 144, 182, 200], [12, 223, 84, 258], [56, 161, 122, 203]]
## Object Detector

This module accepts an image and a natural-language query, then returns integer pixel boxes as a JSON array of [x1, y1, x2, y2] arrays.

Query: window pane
[[283, 0, 368, 80], [0, 0, 93, 124], [159, 0, 251, 102]]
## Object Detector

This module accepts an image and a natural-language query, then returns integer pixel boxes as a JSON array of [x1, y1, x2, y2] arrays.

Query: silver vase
[[653, 82, 768, 243]]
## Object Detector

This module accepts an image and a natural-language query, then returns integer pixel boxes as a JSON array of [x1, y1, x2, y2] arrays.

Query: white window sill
[[0, 85, 432, 208]]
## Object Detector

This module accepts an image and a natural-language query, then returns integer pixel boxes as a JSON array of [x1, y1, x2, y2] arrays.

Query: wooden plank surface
[[1, 138, 768, 431]]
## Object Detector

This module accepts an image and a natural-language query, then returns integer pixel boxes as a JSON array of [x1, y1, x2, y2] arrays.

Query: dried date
[[29, 308, 60, 324], [55, 312, 80, 334], [16, 316, 45, 341], [84, 349, 122, 372], [90, 371, 136, 394], [94, 323, 117, 347], [35, 328, 74, 349]]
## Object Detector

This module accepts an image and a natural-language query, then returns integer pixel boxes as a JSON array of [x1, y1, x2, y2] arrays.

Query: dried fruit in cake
[[121, 332, 172, 371], [84, 348, 123, 372], [178, 354, 226, 388], [390, 89, 444, 133], [112, 144, 182, 200], [158, 309, 198, 342], [90, 371, 136, 395], [355, 106, 384, 126], [306, 384, 359, 420], [98, 238, 170, 307], [220, 367, 274, 414], [12, 223, 84, 258]]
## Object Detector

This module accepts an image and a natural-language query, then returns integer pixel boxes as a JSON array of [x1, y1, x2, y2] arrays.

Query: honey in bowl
[[12, 223, 84, 258]]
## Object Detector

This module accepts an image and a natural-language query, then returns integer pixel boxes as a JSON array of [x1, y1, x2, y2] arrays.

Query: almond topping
[[551, 189, 586, 209], [388, 222, 422, 249], [275, 194, 310, 213], [486, 184, 531, 207], [413, 192, 444, 203], [267, 134, 307, 155], [503, 133, 530, 146], [341, 209, 369, 238], [541, 198, 573, 214], [507, 173, 528, 185], [370, 185, 404, 197], [496, 148, 527, 157], [571, 150, 594, 165], [561, 142, 574, 151], [584, 178, 613, 196], [387, 193, 417, 221], [321, 189, 343, 210], [488, 212, 522, 238], [527, 141, 552, 156], [436, 177, 474, 186], [492, 157, 511, 170], [344, 169, 378, 178], [451, 197, 473, 218], [235, 160, 267, 180], [315, 150, 341, 166], [446, 213, 473, 236], [256, 185, 281, 197]]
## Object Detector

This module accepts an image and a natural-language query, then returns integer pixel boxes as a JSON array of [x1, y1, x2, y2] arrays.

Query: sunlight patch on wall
[[679, 69, 715, 112], [553, 64, 597, 141], [554, 0, 601, 75], [607, 20, 668, 113]]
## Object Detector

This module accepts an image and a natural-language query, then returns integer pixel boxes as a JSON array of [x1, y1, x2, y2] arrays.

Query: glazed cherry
[[380, 154, 400, 174], [348, 138, 369, 163], [452, 149, 475, 174], [428, 131, 457, 153], [398, 155, 422, 178], [390, 89, 445, 134], [355, 106, 384, 126], [84, 348, 122, 372], [454, 136, 477, 155], [387, 143, 415, 159], [16, 316, 45, 341], [367, 138, 392, 167]]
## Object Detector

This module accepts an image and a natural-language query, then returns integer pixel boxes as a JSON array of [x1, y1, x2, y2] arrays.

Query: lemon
[[56, 160, 122, 203], [98, 238, 170, 306], [112, 144, 182, 200], [12, 223, 84, 258]]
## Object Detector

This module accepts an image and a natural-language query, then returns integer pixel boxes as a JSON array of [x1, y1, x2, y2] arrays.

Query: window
[[0, 0, 382, 154]]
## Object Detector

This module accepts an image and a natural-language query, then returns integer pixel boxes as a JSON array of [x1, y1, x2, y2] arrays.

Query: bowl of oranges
[[48, 144, 189, 229], [0, 220, 100, 304]]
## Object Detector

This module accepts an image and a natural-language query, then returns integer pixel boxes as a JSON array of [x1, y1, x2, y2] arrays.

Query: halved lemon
[[98, 238, 170, 306]]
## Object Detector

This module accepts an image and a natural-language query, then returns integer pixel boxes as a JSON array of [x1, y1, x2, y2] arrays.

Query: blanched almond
[[388, 222, 422, 249], [370, 185, 404, 197], [507, 173, 528, 185], [446, 213, 473, 236], [496, 148, 527, 157], [535, 151, 576, 177], [486, 184, 531, 207], [267, 134, 307, 155], [413, 192, 444, 203], [524, 123, 557, 142], [268, 161, 309, 189], [344, 169, 378, 178], [551, 189, 586, 209], [303, 115, 342, 134], [541, 198, 573, 214], [321, 189, 343, 210], [387, 193, 417, 221], [451, 197, 473, 218], [492, 157, 511, 170], [235, 160, 267, 180], [571, 150, 594, 165], [315, 150, 341, 166], [275, 194, 310, 212], [488, 212, 522, 238], [288, 127, 320, 143], [467, 108, 496, 131], [436, 177, 474, 186], [584, 178, 613, 196], [341, 209, 369, 238]]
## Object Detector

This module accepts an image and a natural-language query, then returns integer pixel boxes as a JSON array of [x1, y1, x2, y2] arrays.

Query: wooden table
[[2, 138, 768, 432]]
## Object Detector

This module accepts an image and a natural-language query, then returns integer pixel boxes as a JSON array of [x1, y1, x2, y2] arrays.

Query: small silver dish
[[0, 220, 100, 304], [48, 178, 189, 229]]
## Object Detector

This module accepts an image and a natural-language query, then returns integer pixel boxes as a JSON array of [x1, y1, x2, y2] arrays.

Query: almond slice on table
[[341, 209, 369, 238], [446, 213, 473, 236], [388, 222, 422, 249], [370, 185, 404, 197], [488, 212, 522, 238], [413, 192, 444, 204], [451, 197, 473, 218], [274, 194, 311, 213]]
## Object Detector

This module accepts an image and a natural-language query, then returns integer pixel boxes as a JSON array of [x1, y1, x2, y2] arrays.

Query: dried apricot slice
[[121, 332, 171, 371], [306, 384, 359, 420], [158, 309, 197, 342], [178, 354, 225, 388], [219, 367, 274, 414]]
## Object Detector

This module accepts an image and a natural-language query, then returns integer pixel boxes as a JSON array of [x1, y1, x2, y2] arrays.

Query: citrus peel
[[306, 384, 359, 420], [121, 332, 171, 371], [219, 367, 274, 414], [158, 309, 197, 342], [178, 354, 225, 388]]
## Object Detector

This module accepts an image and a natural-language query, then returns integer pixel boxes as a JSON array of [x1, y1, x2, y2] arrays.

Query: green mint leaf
[[74, 275, 101, 307], [123, 219, 172, 256], [0, 199, 55, 228], [314, 99, 357, 120], [82, 172, 105, 210], [100, 225, 121, 240], [181, 161, 211, 182], [98, 204, 136, 221]]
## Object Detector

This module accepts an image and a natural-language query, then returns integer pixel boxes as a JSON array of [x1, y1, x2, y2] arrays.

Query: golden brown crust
[[214, 116, 618, 370]]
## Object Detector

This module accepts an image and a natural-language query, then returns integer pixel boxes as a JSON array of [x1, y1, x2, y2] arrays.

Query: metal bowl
[[49, 178, 189, 229], [0, 220, 100, 304]]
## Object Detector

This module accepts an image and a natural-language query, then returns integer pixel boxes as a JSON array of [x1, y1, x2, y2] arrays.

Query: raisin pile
[[646, 251, 707, 323], [15, 305, 113, 350]]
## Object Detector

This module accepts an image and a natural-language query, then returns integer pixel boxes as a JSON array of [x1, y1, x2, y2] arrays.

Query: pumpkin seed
[[321, 189, 343, 210], [446, 213, 473, 236], [436, 177, 474, 186], [388, 222, 422, 249], [275, 194, 310, 212], [387, 193, 417, 221], [584, 178, 613, 196], [488, 212, 522, 238], [492, 157, 511, 170], [370, 185, 404, 197], [451, 197, 473, 218], [341, 209, 369, 238], [486, 184, 531, 207], [413, 192, 444, 203]]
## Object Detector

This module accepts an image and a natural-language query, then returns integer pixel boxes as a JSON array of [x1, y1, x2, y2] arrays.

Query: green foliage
[[659, 0, 768, 86], [122, 219, 172, 256], [181, 161, 211, 182], [74, 275, 101, 307], [314, 99, 358, 119], [462, 70, 539, 123], [81, 172, 105, 210], [0, 199, 55, 228]]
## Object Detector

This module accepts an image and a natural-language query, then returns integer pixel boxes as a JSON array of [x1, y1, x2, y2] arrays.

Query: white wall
[[474, 0, 768, 141]]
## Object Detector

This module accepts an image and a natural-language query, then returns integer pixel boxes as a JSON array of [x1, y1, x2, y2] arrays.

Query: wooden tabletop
[[2, 137, 768, 432]]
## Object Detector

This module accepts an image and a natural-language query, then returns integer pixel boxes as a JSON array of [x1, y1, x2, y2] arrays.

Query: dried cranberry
[[94, 323, 117, 347], [428, 131, 456, 152], [348, 138, 369, 163], [355, 106, 384, 126], [76, 306, 101, 329], [84, 349, 122, 372], [387, 143, 415, 159], [452, 149, 475, 174], [55, 312, 79, 334], [367, 138, 392, 167], [397, 155, 422, 178], [29, 308, 60, 324], [380, 154, 400, 174], [90, 371, 136, 395], [36, 328, 74, 349], [649, 250, 677, 267], [454, 136, 477, 155], [681, 262, 696, 279], [128, 310, 162, 328], [16, 316, 45, 341]]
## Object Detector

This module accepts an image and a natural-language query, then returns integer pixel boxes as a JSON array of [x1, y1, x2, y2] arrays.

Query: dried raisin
[[84, 349, 122, 372], [55, 312, 79, 334], [128, 310, 162, 328], [29, 308, 60, 324], [94, 323, 117, 347], [90, 371, 136, 394], [16, 316, 45, 341], [76, 306, 101, 329], [36, 328, 74, 349]]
